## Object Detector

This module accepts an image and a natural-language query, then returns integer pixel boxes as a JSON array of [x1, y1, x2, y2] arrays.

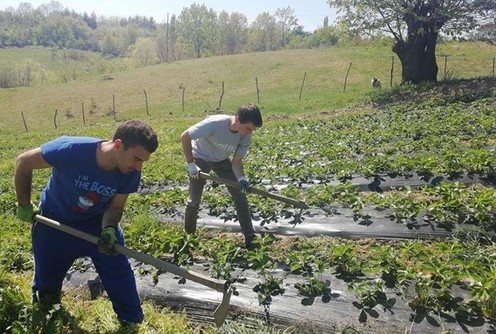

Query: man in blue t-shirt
[[181, 104, 263, 248], [14, 120, 158, 324]]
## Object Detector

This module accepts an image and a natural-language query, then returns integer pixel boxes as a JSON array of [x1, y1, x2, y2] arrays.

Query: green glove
[[16, 202, 37, 223], [98, 226, 119, 256]]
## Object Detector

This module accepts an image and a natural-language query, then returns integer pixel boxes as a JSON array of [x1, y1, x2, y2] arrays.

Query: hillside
[[1, 41, 495, 134]]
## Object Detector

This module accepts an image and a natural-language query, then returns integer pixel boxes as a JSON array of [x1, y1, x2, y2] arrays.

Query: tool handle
[[199, 172, 308, 209], [34, 214, 226, 293]]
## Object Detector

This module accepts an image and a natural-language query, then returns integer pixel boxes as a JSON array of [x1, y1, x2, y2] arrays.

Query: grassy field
[[1, 41, 496, 333], [0, 41, 494, 134]]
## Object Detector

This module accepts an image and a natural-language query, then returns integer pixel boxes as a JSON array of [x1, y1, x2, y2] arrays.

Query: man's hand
[[238, 176, 250, 194], [16, 202, 38, 223], [98, 226, 119, 256], [187, 162, 201, 179]]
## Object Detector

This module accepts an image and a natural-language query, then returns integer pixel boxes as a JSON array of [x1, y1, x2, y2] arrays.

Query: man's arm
[[232, 154, 245, 180], [101, 193, 128, 229], [181, 130, 201, 178], [232, 154, 251, 193], [180, 130, 194, 163], [15, 147, 51, 207]]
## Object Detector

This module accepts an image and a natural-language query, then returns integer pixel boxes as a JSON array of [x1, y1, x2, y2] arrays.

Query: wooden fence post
[[181, 87, 185, 113], [343, 62, 352, 93], [21, 111, 28, 132], [299, 72, 306, 102], [255, 77, 260, 104], [144, 90, 150, 115], [218, 81, 224, 109]]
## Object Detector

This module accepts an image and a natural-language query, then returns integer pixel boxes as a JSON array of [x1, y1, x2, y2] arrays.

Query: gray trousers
[[185, 158, 255, 238]]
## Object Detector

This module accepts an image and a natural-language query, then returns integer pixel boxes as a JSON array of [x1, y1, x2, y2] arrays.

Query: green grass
[[1, 41, 494, 134]]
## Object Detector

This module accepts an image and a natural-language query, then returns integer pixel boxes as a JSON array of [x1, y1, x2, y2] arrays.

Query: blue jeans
[[32, 213, 143, 323]]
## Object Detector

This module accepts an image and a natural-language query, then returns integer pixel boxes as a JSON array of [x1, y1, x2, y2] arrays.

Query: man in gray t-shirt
[[181, 104, 263, 248]]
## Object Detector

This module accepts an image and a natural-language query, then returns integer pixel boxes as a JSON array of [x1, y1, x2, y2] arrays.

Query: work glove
[[16, 202, 38, 223], [238, 176, 250, 194], [187, 162, 201, 179], [98, 226, 119, 256]]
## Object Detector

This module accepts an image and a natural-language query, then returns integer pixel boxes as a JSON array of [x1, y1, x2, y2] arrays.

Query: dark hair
[[236, 104, 263, 127], [113, 120, 158, 153]]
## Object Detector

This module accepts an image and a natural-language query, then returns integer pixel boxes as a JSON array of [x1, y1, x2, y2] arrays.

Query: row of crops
[[123, 83, 496, 329]]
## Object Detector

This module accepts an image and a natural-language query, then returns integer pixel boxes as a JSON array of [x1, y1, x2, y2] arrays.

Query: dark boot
[[32, 290, 62, 312], [244, 234, 259, 250], [119, 319, 140, 332], [184, 206, 199, 234]]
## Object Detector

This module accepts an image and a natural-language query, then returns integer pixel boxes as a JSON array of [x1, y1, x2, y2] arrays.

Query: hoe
[[199, 172, 309, 223], [34, 214, 233, 327]]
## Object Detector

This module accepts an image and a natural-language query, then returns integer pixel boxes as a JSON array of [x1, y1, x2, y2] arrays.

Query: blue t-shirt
[[40, 136, 141, 224]]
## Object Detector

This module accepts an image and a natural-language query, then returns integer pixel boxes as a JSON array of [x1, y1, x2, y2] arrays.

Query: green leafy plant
[[200, 238, 243, 280], [350, 279, 386, 309], [295, 278, 331, 299], [253, 274, 285, 325], [329, 241, 363, 278]]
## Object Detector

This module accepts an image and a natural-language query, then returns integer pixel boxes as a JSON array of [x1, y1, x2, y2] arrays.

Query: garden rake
[[199, 172, 309, 224], [34, 214, 233, 327]]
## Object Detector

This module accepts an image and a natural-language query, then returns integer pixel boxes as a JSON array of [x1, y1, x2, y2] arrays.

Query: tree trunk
[[393, 25, 439, 84]]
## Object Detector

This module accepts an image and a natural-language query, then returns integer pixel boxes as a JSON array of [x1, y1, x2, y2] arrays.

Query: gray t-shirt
[[188, 114, 252, 162]]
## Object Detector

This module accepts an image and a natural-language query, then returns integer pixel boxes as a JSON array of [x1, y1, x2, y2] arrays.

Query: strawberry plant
[[203, 188, 232, 216], [328, 241, 363, 278], [350, 279, 386, 309], [304, 185, 333, 208], [368, 244, 402, 289], [163, 232, 199, 266], [295, 278, 331, 299], [247, 194, 280, 226], [244, 235, 284, 325], [361, 155, 393, 177], [283, 246, 322, 276], [149, 188, 188, 215], [253, 274, 285, 325], [253, 274, 285, 307], [336, 183, 364, 219], [244, 235, 277, 272], [200, 238, 242, 280]]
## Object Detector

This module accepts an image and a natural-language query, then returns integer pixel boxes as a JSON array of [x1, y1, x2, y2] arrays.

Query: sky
[[2, 0, 337, 32]]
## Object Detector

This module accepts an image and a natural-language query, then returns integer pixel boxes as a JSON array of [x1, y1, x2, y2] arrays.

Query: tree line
[[0, 1, 342, 64], [2, 1, 494, 85]]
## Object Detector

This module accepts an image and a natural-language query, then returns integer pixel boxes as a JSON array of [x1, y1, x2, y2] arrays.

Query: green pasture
[[0, 41, 494, 134]]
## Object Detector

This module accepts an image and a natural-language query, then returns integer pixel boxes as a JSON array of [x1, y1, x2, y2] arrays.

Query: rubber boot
[[32, 289, 62, 312], [244, 234, 259, 250], [184, 206, 199, 234]]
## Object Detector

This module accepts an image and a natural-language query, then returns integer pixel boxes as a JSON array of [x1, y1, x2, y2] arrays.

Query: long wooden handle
[[199, 172, 309, 209], [34, 214, 227, 293]]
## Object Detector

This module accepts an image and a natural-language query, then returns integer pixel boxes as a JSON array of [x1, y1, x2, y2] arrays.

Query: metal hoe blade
[[213, 285, 233, 327]]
